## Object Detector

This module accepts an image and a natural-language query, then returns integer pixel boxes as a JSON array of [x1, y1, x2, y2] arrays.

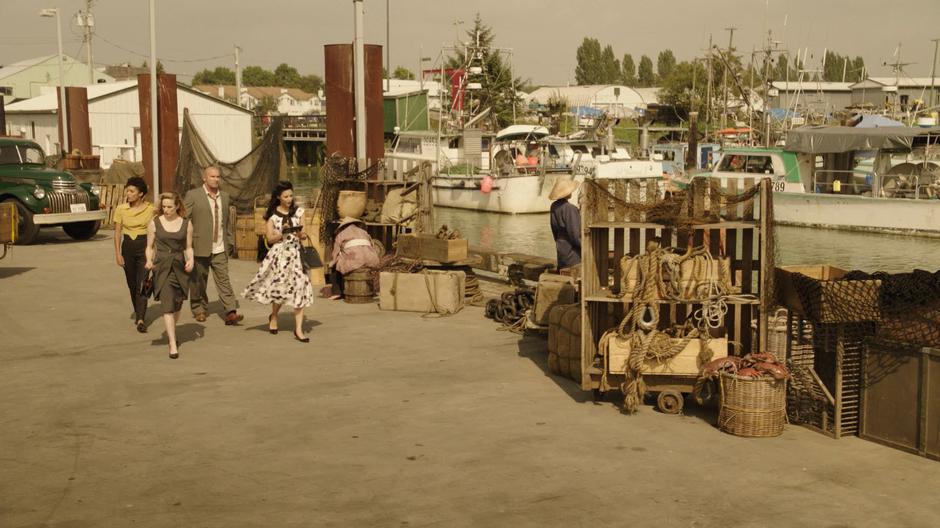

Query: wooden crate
[[396, 233, 468, 263], [776, 265, 881, 323], [0, 202, 17, 244], [97, 183, 126, 228], [785, 314, 873, 438], [580, 177, 774, 395], [606, 336, 729, 375], [234, 213, 257, 260]]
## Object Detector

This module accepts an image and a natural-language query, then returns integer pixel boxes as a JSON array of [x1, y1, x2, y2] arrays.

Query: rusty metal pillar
[[324, 43, 384, 167], [56, 86, 91, 155], [138, 73, 180, 195], [0, 97, 6, 136], [364, 44, 385, 164], [325, 44, 355, 160]]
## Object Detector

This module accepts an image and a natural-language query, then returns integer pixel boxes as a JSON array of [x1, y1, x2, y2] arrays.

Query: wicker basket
[[718, 372, 786, 437]]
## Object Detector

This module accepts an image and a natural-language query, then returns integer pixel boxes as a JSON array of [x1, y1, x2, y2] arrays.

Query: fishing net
[[313, 154, 384, 249], [778, 266, 940, 437], [582, 178, 761, 229], [174, 111, 287, 212]]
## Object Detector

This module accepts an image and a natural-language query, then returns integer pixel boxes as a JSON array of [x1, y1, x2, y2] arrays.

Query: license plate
[[70, 203, 87, 213]]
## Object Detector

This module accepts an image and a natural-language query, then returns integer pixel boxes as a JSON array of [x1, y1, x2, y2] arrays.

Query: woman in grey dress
[[145, 192, 194, 359]]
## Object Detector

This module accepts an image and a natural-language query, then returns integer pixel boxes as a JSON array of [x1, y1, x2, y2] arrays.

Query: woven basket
[[718, 372, 786, 437]]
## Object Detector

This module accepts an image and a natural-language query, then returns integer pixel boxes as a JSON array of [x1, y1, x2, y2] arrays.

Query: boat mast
[[705, 34, 713, 142], [721, 26, 737, 134], [931, 38, 939, 111]]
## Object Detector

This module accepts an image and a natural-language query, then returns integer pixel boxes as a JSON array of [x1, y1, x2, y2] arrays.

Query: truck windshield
[[0, 145, 45, 165]]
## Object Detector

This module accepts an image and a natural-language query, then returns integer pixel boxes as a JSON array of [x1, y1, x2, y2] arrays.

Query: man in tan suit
[[184, 166, 243, 325]]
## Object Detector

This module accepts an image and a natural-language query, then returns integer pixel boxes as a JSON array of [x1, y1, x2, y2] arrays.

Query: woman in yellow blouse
[[113, 176, 155, 332]]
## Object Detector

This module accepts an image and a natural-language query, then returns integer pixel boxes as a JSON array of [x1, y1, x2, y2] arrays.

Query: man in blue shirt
[[549, 179, 581, 273]]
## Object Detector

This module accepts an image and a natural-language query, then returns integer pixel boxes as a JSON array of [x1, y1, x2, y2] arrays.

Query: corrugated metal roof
[[6, 80, 251, 115], [850, 77, 940, 89], [526, 84, 657, 106], [0, 54, 57, 81]]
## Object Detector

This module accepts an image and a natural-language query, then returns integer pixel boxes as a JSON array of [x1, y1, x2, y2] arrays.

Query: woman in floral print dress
[[242, 181, 314, 342]]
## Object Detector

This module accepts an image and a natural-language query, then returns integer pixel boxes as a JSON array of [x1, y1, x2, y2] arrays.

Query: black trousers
[[122, 235, 148, 322], [330, 266, 345, 296]]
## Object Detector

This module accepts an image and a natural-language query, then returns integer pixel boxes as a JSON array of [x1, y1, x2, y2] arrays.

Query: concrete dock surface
[[1, 231, 938, 528]]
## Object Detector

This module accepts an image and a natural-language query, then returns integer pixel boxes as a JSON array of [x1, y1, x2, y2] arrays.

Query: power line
[[95, 32, 232, 63]]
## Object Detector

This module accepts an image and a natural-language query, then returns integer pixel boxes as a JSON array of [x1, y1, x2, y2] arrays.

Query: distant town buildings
[[193, 85, 323, 115]]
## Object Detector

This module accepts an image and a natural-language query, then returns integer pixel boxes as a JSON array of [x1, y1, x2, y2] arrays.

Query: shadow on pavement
[[150, 323, 205, 347], [515, 332, 593, 404], [0, 267, 35, 279]]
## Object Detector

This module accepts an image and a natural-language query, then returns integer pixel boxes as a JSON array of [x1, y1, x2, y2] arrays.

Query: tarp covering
[[785, 126, 940, 154], [383, 91, 429, 133], [852, 114, 905, 128], [175, 111, 287, 212]]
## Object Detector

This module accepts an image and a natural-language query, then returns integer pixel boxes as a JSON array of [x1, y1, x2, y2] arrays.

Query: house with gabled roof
[[0, 54, 114, 104]]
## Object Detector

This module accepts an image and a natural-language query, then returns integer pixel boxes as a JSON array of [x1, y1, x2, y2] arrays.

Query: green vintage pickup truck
[[0, 137, 105, 244]]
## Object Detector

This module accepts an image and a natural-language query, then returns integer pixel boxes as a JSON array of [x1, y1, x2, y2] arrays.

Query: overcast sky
[[2, 0, 939, 86]]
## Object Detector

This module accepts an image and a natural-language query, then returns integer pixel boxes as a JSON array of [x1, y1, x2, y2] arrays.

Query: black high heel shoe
[[268, 314, 279, 335], [293, 330, 309, 343], [169, 341, 179, 359]]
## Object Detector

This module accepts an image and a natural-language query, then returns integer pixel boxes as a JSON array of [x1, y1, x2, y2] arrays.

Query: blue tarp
[[767, 108, 801, 122], [570, 106, 604, 118]]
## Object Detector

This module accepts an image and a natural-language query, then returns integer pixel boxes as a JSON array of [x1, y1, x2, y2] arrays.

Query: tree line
[[575, 38, 866, 88], [192, 64, 324, 94], [192, 63, 424, 95], [575, 38, 676, 87]]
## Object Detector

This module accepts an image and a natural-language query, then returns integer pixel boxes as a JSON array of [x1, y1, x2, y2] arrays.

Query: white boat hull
[[432, 173, 581, 214], [773, 191, 940, 236]]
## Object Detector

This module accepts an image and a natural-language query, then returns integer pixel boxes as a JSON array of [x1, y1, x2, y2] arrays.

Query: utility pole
[[149, 0, 159, 196], [705, 34, 713, 140], [234, 45, 242, 107], [748, 47, 755, 140], [721, 26, 737, 133], [930, 38, 939, 110], [77, 0, 95, 85]]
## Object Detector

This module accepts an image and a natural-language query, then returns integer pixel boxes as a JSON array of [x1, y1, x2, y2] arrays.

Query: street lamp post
[[39, 8, 68, 156], [149, 0, 159, 196]]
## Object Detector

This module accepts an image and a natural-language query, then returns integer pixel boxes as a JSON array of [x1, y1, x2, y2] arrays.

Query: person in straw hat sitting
[[548, 178, 581, 277], [328, 217, 380, 300]]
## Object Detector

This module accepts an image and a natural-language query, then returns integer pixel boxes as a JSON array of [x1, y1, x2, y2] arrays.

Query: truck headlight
[[90, 184, 100, 196], [32, 186, 46, 200]]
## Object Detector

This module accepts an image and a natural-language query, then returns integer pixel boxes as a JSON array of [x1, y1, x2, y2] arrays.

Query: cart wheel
[[693, 379, 717, 406], [657, 390, 684, 414]]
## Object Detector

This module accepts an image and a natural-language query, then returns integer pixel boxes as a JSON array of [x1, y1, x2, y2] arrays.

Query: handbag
[[140, 270, 154, 298], [300, 238, 322, 271]]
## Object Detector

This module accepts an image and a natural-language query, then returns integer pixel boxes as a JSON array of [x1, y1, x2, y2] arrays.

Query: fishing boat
[[431, 125, 664, 214], [699, 126, 940, 236]]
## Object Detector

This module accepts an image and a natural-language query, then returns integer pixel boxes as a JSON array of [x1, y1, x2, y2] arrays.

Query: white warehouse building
[[3, 80, 253, 167], [526, 84, 658, 118]]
